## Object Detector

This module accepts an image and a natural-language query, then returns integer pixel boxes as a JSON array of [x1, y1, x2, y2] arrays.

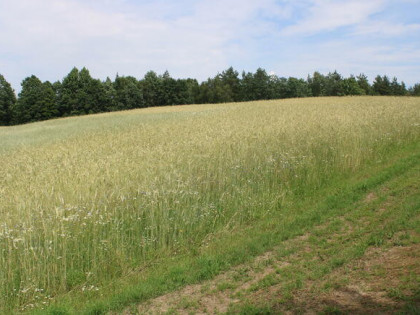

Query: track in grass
[[127, 155, 420, 314]]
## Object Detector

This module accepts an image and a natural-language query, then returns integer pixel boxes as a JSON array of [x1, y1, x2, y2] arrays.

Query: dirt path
[[126, 239, 419, 314], [129, 234, 309, 314]]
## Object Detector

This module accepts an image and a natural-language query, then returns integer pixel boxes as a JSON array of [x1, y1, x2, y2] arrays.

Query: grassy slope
[[133, 149, 420, 314], [228, 147, 420, 314], [0, 96, 419, 313]]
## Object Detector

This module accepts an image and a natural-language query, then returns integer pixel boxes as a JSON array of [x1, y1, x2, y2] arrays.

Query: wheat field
[[0, 96, 419, 312]]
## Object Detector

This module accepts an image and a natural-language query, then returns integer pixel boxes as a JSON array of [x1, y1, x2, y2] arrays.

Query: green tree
[[161, 71, 179, 105], [342, 76, 365, 95], [308, 72, 327, 96], [240, 68, 271, 101], [13, 76, 57, 124], [87, 78, 109, 113], [40, 81, 59, 119], [324, 71, 344, 96], [57, 67, 78, 115], [373, 75, 392, 95], [270, 76, 289, 99], [114, 75, 144, 110], [390, 77, 407, 96], [57, 67, 79, 116], [57, 67, 107, 115], [285, 77, 311, 98], [180, 78, 199, 104], [0, 74, 16, 125], [356, 74, 371, 95], [75, 67, 108, 114], [142, 71, 163, 107], [52, 80, 62, 104], [220, 67, 241, 102], [410, 83, 420, 96], [103, 77, 117, 111], [253, 68, 271, 100], [76, 67, 94, 114], [239, 71, 254, 101], [198, 76, 232, 103]]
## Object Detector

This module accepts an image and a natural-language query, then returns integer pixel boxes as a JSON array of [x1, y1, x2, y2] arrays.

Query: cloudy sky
[[1, 0, 419, 91]]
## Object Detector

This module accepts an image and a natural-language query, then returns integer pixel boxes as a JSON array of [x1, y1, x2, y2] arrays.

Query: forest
[[1, 67, 419, 125]]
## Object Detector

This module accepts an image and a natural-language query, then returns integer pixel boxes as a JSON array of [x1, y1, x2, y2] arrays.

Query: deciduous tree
[[0, 74, 16, 125], [13, 76, 57, 124]]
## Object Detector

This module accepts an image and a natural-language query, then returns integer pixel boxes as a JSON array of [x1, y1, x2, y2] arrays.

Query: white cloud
[[353, 21, 420, 36], [281, 0, 386, 35]]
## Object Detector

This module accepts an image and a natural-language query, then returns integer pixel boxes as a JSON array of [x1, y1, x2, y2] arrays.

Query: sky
[[0, 0, 419, 92]]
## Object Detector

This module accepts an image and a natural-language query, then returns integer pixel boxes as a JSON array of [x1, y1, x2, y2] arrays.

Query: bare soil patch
[[276, 242, 420, 314]]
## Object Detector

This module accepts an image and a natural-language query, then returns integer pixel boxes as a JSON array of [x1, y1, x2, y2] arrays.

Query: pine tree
[[324, 71, 344, 96], [373, 75, 391, 95], [253, 68, 271, 100], [411, 83, 420, 96], [356, 74, 371, 95], [390, 77, 407, 96]]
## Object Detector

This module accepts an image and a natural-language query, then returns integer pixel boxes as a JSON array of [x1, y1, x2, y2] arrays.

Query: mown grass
[[228, 156, 420, 314], [0, 96, 419, 313]]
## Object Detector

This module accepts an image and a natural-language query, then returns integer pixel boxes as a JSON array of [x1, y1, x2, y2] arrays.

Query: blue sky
[[0, 0, 419, 92]]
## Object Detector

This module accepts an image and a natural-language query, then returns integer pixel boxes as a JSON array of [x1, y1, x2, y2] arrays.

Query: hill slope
[[0, 96, 419, 313]]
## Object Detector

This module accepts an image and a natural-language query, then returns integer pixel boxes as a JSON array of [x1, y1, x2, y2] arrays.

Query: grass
[[0, 96, 419, 313], [161, 154, 418, 314], [226, 151, 420, 314]]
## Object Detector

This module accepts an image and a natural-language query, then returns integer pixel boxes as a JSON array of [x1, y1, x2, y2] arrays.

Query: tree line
[[1, 67, 419, 125]]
